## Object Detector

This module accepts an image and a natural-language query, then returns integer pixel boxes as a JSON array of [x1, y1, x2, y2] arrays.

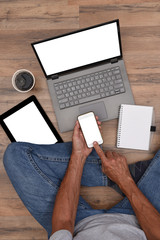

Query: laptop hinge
[[111, 58, 118, 64], [51, 74, 59, 80]]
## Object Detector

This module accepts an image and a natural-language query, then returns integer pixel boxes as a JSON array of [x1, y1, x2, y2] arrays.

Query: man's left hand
[[72, 116, 101, 160]]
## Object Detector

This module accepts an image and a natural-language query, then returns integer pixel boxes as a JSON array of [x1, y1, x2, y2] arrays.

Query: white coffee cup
[[12, 69, 35, 93]]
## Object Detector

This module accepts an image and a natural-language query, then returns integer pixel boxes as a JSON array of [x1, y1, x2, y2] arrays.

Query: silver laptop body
[[32, 19, 134, 132]]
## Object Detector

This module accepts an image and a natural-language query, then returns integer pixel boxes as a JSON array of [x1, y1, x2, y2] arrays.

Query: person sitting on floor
[[3, 117, 160, 240]]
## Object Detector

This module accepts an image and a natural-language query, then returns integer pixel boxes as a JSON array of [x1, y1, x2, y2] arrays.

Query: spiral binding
[[117, 105, 124, 147]]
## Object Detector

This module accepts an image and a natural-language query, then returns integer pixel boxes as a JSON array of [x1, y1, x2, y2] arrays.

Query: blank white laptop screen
[[3, 102, 58, 144], [33, 22, 121, 76]]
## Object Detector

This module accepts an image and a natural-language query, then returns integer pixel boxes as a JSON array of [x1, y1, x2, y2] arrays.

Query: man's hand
[[72, 116, 101, 161], [93, 142, 160, 240], [93, 142, 132, 189]]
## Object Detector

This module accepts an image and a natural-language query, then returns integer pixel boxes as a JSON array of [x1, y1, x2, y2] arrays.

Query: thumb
[[73, 121, 80, 137], [93, 142, 106, 163]]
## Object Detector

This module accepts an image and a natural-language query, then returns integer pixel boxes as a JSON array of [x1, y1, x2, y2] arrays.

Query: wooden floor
[[1, 0, 160, 239]]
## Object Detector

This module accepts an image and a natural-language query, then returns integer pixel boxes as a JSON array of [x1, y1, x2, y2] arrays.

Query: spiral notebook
[[117, 104, 156, 150]]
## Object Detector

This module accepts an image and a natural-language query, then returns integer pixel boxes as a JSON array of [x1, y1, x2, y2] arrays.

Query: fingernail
[[93, 141, 97, 145]]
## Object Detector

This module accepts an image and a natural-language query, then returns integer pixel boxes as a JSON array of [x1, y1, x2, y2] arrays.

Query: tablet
[[0, 95, 63, 144]]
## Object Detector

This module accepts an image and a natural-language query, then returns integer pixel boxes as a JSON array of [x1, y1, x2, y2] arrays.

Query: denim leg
[[107, 150, 160, 215], [3, 142, 106, 238]]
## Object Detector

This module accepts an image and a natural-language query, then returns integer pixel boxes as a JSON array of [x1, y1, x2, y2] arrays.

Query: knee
[[3, 142, 18, 171], [3, 142, 30, 173]]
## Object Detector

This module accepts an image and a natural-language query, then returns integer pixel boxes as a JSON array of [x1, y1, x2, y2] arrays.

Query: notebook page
[[117, 104, 153, 150]]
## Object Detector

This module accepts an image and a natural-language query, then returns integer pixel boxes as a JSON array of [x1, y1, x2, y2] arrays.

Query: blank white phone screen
[[79, 113, 102, 147], [3, 102, 58, 144], [34, 22, 120, 76]]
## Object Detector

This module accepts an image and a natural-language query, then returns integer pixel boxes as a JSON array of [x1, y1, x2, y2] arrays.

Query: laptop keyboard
[[54, 66, 125, 109]]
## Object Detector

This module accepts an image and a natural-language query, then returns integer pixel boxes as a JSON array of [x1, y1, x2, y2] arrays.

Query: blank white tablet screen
[[3, 102, 57, 144]]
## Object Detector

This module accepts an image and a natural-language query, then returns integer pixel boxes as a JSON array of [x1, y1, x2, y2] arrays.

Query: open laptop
[[32, 19, 134, 132]]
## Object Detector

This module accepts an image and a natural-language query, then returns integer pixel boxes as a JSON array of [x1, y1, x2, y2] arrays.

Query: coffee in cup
[[12, 69, 35, 92]]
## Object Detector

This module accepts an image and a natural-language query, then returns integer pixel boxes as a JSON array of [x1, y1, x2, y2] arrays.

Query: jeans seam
[[26, 148, 59, 190], [36, 153, 101, 163], [36, 154, 99, 164], [36, 154, 70, 162]]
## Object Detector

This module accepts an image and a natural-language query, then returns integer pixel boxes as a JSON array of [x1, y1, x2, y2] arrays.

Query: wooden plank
[[1, 3, 70, 19], [0, 216, 47, 240], [0, 18, 78, 31], [69, 0, 160, 5], [0, 0, 74, 17], [0, 198, 31, 216], [79, 3, 160, 28], [1, 0, 67, 4], [0, 2, 79, 30]]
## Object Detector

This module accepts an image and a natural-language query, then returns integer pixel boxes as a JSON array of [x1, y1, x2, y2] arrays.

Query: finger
[[95, 116, 102, 128], [78, 121, 85, 136], [112, 151, 125, 160], [93, 142, 106, 162], [112, 151, 120, 158], [80, 132, 84, 138], [73, 121, 80, 136], [105, 151, 114, 159], [97, 121, 101, 126], [76, 120, 81, 128], [118, 152, 125, 159]]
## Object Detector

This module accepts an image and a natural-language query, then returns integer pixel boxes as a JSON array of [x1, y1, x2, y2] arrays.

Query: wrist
[[70, 152, 87, 166], [119, 176, 136, 196]]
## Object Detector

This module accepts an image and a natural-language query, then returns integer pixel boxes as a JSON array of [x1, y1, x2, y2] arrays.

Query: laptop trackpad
[[79, 101, 108, 120]]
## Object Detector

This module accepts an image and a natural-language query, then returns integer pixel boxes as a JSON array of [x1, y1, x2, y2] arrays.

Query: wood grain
[[0, 1, 79, 30], [80, 3, 160, 28], [0, 216, 47, 240], [69, 0, 160, 5], [1, 0, 160, 239]]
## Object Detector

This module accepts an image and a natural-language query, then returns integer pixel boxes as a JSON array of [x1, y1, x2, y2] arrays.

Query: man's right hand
[[93, 142, 133, 190], [94, 142, 160, 240]]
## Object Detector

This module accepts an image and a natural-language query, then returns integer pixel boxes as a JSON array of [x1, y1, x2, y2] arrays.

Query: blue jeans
[[3, 142, 160, 239]]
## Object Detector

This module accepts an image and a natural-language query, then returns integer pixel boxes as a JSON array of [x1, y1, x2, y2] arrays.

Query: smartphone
[[78, 112, 103, 148]]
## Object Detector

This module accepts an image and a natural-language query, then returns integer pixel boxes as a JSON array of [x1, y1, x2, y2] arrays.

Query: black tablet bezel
[[0, 95, 63, 143]]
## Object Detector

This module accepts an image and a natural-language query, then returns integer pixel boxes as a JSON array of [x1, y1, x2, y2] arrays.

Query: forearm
[[120, 178, 160, 240], [51, 153, 86, 235]]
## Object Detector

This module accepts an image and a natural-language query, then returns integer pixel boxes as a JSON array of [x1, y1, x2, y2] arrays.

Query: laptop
[[32, 19, 134, 132]]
